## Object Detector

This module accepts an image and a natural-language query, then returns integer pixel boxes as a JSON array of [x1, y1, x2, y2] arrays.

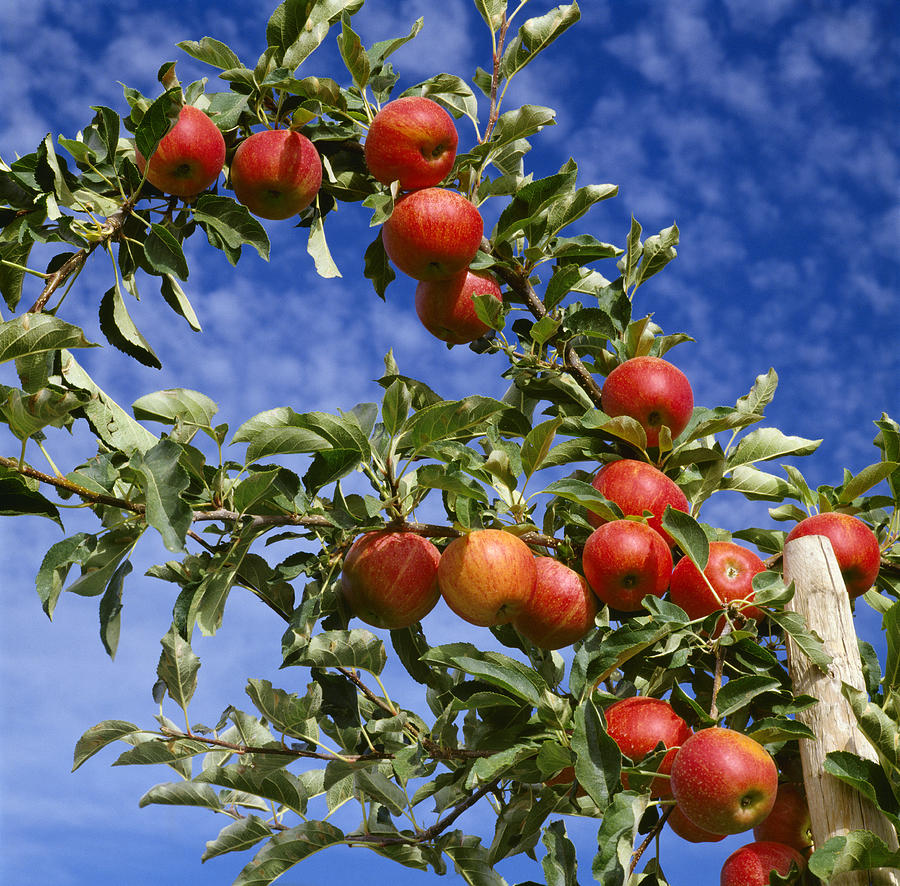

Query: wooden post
[[783, 535, 899, 886]]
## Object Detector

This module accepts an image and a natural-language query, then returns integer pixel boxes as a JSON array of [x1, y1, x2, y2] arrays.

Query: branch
[[629, 804, 672, 874]]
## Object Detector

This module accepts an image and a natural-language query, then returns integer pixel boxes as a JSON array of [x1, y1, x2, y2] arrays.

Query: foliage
[[2, 1, 899, 884]]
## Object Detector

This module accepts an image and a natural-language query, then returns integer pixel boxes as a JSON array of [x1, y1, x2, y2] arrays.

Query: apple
[[667, 804, 726, 843], [785, 511, 881, 599], [135, 104, 225, 198], [581, 520, 673, 612], [340, 530, 441, 630], [670, 727, 778, 835], [600, 356, 694, 447], [720, 841, 806, 886], [752, 782, 813, 855], [230, 129, 322, 220], [437, 529, 536, 627], [604, 696, 692, 799], [364, 96, 458, 190], [381, 187, 483, 281], [512, 557, 598, 649], [415, 269, 502, 344], [668, 540, 766, 622], [588, 459, 689, 546]]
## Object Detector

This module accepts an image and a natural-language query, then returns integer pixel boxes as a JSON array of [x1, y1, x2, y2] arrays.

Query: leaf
[[572, 695, 621, 809], [72, 719, 143, 771], [363, 229, 395, 298], [725, 465, 799, 501], [99, 559, 131, 659], [521, 418, 563, 480], [196, 766, 308, 814], [337, 15, 369, 88], [842, 682, 900, 775], [591, 791, 649, 886], [202, 815, 273, 862], [160, 274, 202, 331], [135, 89, 181, 163], [283, 629, 387, 676], [442, 833, 509, 886], [245, 678, 320, 740], [36, 532, 91, 618], [661, 507, 709, 568], [736, 368, 778, 415], [193, 195, 270, 263], [176, 36, 243, 70], [768, 609, 832, 670], [99, 284, 161, 369], [232, 820, 344, 886], [132, 388, 218, 432], [541, 478, 623, 524], [136, 439, 192, 552], [144, 223, 189, 279], [808, 830, 900, 879], [267, 0, 364, 71], [0, 242, 33, 310], [307, 209, 341, 278], [500, 4, 581, 80], [0, 471, 62, 526], [0, 314, 96, 364], [156, 624, 201, 710], [473, 0, 506, 31], [728, 427, 822, 468], [823, 751, 900, 828], [540, 820, 579, 886], [839, 461, 900, 503], [139, 781, 222, 811], [484, 105, 556, 153], [397, 396, 510, 454], [716, 675, 782, 720]]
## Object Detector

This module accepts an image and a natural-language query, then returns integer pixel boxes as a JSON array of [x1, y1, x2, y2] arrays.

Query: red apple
[[667, 804, 726, 843], [364, 96, 458, 190], [589, 459, 689, 546], [512, 557, 598, 649], [668, 540, 766, 622], [670, 727, 778, 835], [230, 129, 322, 220], [135, 104, 225, 197], [582, 520, 673, 612], [720, 841, 806, 886], [601, 356, 694, 447], [415, 269, 502, 344], [340, 530, 440, 630], [785, 512, 881, 599], [604, 696, 692, 799], [752, 782, 813, 855], [381, 187, 483, 281], [437, 529, 536, 627]]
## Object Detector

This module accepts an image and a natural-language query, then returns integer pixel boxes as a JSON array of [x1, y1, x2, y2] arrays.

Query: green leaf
[[442, 833, 509, 886], [72, 719, 143, 771], [157, 624, 201, 710], [736, 368, 778, 415], [196, 765, 308, 814], [842, 682, 900, 775], [202, 816, 273, 862], [36, 532, 91, 618], [725, 465, 799, 501], [728, 427, 822, 468], [542, 477, 623, 523], [193, 195, 270, 263], [267, 0, 364, 71], [473, 0, 506, 31], [135, 89, 181, 163], [500, 4, 581, 80], [591, 791, 649, 885], [661, 507, 709, 568], [245, 678, 321, 740], [716, 675, 782, 720], [572, 695, 621, 809], [521, 418, 563, 480], [99, 284, 161, 369], [99, 559, 131, 659], [232, 820, 345, 886], [540, 820, 578, 886], [408, 73, 479, 122], [337, 15, 369, 88], [135, 439, 192, 552], [823, 751, 900, 828], [0, 242, 33, 310], [0, 314, 96, 364], [283, 628, 387, 676], [485, 105, 556, 153], [307, 209, 341, 278], [768, 609, 832, 670], [144, 224, 189, 279], [0, 471, 62, 526], [177, 36, 243, 70], [363, 230, 395, 298], [397, 396, 510, 454], [160, 274, 202, 331], [808, 830, 900, 880], [132, 388, 218, 433], [139, 781, 222, 811], [839, 461, 900, 503]]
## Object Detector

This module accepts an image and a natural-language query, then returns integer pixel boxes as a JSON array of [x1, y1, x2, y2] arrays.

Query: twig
[[629, 804, 672, 874]]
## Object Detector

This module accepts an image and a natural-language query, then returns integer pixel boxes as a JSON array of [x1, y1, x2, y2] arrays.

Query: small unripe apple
[[604, 696, 692, 799], [381, 187, 483, 281], [230, 129, 322, 220], [601, 356, 694, 447], [512, 557, 597, 649], [364, 96, 458, 190], [752, 782, 813, 855], [668, 540, 766, 622], [437, 529, 536, 627], [720, 840, 806, 886], [670, 727, 778, 835], [135, 104, 225, 197], [582, 520, 673, 612], [415, 269, 502, 344], [785, 511, 881, 599], [589, 459, 689, 547], [340, 530, 440, 630], [667, 804, 726, 843]]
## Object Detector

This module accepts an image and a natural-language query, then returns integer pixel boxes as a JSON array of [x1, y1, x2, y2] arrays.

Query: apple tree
[[1, 1, 899, 884]]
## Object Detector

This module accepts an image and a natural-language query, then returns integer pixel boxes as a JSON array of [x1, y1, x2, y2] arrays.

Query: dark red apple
[[581, 520, 673, 612], [668, 540, 766, 622], [135, 104, 225, 197], [340, 530, 440, 630], [512, 557, 598, 649], [667, 804, 727, 843], [230, 129, 322, 220], [670, 727, 778, 835], [785, 511, 881, 599], [364, 96, 458, 190], [604, 696, 692, 799], [437, 529, 536, 627], [588, 459, 689, 547], [415, 269, 502, 344], [381, 187, 483, 281], [601, 356, 694, 447], [752, 782, 813, 855], [720, 840, 806, 886]]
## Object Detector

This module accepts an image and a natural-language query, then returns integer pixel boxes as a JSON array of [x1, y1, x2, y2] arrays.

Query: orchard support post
[[783, 535, 900, 886]]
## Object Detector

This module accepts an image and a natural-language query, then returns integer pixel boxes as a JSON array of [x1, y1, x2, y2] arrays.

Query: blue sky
[[0, 1, 897, 884]]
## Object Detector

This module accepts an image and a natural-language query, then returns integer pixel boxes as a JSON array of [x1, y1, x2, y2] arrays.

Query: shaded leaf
[[72, 719, 143, 771], [232, 820, 344, 886], [0, 314, 96, 364]]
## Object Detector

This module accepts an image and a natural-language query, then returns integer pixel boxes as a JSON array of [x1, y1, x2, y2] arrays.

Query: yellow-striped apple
[[667, 804, 726, 843], [415, 269, 501, 344]]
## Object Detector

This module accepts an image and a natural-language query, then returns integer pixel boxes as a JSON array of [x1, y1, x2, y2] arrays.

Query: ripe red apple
[[667, 804, 726, 843], [415, 269, 502, 344], [364, 96, 458, 190], [135, 104, 225, 197], [512, 557, 598, 649], [581, 520, 673, 612], [720, 841, 806, 886], [601, 356, 694, 447], [230, 129, 322, 220], [381, 187, 483, 281], [604, 696, 692, 799], [670, 727, 778, 835], [588, 459, 689, 547], [752, 782, 813, 855], [340, 530, 440, 630], [668, 540, 766, 622], [437, 529, 536, 627], [785, 512, 881, 599]]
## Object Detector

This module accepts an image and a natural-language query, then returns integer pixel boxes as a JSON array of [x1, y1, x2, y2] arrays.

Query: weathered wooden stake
[[783, 534, 899, 886]]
